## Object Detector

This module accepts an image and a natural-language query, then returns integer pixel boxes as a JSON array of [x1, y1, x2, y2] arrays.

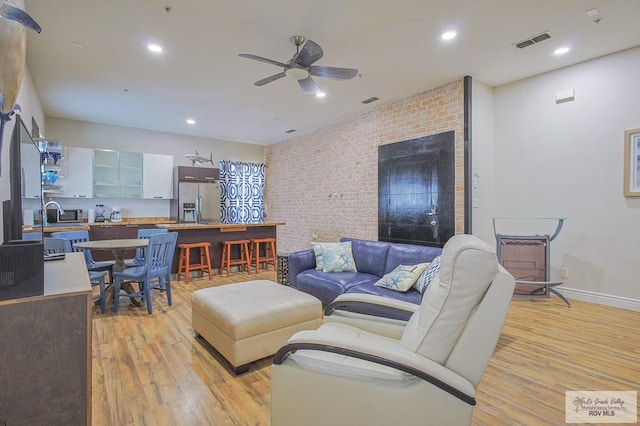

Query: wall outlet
[[560, 267, 569, 279]]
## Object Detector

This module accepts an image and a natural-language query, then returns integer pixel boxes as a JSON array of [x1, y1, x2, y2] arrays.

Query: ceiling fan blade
[[297, 76, 320, 95], [310, 66, 359, 80], [239, 53, 289, 68], [255, 72, 286, 86], [294, 40, 324, 67]]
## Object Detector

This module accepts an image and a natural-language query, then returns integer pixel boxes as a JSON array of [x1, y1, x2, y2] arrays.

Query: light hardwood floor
[[92, 272, 640, 425]]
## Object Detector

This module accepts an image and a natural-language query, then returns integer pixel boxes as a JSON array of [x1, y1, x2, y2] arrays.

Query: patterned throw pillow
[[321, 241, 358, 272], [310, 242, 325, 270], [375, 263, 429, 292], [414, 256, 442, 294]]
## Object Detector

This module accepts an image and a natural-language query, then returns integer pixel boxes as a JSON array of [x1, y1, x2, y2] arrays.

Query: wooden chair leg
[[177, 248, 185, 281], [184, 247, 191, 284], [204, 245, 213, 279]]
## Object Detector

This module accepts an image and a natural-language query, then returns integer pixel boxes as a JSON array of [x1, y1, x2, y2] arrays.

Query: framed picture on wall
[[624, 128, 640, 196]]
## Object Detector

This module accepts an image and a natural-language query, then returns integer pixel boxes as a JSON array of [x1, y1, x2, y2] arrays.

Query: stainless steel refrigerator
[[171, 177, 221, 224]]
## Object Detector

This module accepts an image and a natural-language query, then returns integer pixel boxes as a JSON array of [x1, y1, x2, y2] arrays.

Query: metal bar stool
[[250, 238, 277, 272], [220, 239, 252, 277], [177, 242, 213, 284]]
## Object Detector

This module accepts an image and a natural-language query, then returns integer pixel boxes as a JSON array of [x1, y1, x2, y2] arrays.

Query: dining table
[[74, 239, 149, 308]]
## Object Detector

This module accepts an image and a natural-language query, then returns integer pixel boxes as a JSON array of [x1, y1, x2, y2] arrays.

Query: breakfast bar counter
[[156, 222, 285, 274]]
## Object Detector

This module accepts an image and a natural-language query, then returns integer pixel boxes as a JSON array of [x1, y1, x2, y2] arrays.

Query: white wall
[[488, 46, 640, 304], [471, 79, 495, 244], [35, 118, 265, 217], [0, 67, 45, 241]]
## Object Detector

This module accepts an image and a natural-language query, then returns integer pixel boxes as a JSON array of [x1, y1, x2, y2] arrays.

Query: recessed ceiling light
[[70, 41, 84, 48], [147, 44, 163, 53], [554, 47, 570, 55], [186, 119, 196, 125], [441, 31, 457, 41], [315, 91, 326, 98]]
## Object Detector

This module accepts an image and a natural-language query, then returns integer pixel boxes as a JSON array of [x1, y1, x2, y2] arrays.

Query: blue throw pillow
[[414, 256, 441, 294], [322, 241, 357, 272], [375, 263, 429, 292], [310, 242, 325, 270]]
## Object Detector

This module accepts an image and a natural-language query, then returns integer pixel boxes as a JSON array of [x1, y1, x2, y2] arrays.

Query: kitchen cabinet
[[60, 146, 93, 198], [93, 150, 143, 198], [143, 153, 174, 199], [0, 253, 92, 425], [120, 152, 143, 198], [89, 223, 138, 261], [176, 166, 220, 181], [21, 142, 42, 198]]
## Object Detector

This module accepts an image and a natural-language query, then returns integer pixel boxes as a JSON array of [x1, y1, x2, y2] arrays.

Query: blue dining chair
[[51, 230, 114, 283], [125, 228, 169, 268], [43, 237, 67, 254], [21, 232, 43, 241], [114, 232, 178, 314], [45, 235, 107, 313]]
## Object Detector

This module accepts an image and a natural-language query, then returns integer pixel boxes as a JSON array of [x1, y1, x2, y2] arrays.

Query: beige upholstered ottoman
[[192, 280, 322, 374]]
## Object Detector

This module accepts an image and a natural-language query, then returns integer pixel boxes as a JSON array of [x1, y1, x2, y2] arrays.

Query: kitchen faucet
[[44, 200, 65, 225]]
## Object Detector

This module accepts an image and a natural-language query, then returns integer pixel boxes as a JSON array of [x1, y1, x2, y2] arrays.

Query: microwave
[[47, 209, 83, 223]]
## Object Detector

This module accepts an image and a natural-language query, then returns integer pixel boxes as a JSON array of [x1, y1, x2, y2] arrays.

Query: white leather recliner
[[271, 234, 516, 426]]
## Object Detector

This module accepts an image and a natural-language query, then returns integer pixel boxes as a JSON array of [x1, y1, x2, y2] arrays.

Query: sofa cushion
[[346, 283, 422, 305], [297, 270, 379, 305], [340, 238, 391, 277], [322, 242, 357, 272], [414, 256, 442, 294], [310, 242, 325, 270], [384, 243, 443, 275], [374, 263, 429, 292]]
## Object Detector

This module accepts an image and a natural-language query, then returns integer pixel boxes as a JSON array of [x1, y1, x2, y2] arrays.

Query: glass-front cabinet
[[119, 152, 143, 198], [93, 149, 143, 198]]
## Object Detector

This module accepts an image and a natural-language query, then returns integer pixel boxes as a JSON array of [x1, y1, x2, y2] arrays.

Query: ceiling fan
[[239, 36, 358, 95]]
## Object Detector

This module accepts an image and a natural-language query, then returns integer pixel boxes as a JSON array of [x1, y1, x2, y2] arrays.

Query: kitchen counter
[[23, 217, 177, 234], [158, 222, 286, 273], [156, 222, 285, 231]]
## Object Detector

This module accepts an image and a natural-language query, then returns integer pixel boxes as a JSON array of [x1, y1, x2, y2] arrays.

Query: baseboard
[[557, 286, 640, 312]]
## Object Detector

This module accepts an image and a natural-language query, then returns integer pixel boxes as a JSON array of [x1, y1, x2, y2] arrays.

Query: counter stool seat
[[177, 242, 213, 284], [220, 239, 251, 277], [250, 237, 276, 272]]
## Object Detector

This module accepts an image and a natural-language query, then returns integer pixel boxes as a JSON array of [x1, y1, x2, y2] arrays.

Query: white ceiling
[[24, 0, 640, 145]]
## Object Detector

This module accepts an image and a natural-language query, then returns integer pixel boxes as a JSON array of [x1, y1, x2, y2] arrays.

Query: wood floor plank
[[91, 272, 640, 425]]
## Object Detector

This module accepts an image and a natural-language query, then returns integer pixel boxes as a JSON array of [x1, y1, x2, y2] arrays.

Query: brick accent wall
[[265, 79, 465, 253]]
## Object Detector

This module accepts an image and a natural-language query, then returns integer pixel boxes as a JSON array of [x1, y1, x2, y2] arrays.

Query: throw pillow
[[321, 241, 358, 272], [375, 263, 429, 292], [310, 242, 325, 270], [414, 255, 441, 294]]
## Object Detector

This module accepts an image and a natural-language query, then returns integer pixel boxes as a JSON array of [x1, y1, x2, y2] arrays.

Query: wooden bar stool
[[220, 239, 252, 277], [250, 238, 277, 272], [177, 242, 213, 284]]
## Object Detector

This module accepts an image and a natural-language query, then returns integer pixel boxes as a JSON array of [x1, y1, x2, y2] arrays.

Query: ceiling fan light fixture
[[285, 67, 310, 80]]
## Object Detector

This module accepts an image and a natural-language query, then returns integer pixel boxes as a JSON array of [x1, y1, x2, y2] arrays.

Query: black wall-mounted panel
[[378, 131, 455, 247]]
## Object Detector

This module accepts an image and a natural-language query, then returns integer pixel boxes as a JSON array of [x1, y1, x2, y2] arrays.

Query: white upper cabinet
[[60, 146, 93, 198], [143, 153, 174, 199]]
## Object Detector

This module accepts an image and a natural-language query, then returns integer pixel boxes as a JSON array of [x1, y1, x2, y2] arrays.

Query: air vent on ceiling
[[284, 129, 296, 134], [361, 97, 379, 104], [515, 32, 551, 49]]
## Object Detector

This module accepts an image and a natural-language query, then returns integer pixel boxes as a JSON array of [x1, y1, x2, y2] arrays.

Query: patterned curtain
[[219, 161, 265, 224]]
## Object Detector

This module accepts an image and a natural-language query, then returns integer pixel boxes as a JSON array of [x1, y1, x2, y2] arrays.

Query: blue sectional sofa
[[288, 237, 442, 307]]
